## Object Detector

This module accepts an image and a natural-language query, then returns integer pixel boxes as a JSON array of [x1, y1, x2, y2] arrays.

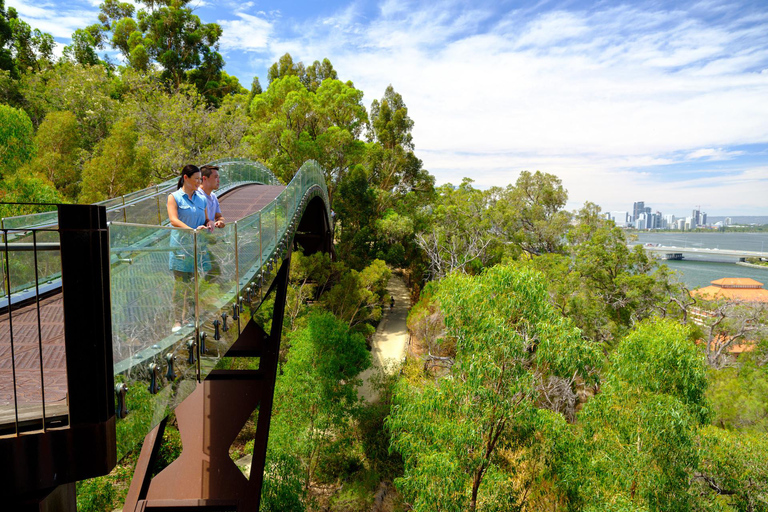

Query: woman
[[167, 165, 213, 332]]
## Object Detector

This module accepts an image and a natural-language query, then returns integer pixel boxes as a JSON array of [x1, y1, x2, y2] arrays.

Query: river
[[631, 232, 768, 289]]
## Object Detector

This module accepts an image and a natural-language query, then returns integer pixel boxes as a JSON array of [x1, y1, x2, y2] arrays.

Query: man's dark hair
[[200, 165, 220, 179]]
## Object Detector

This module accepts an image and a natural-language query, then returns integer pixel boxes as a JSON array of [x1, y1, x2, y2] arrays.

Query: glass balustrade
[[1, 158, 329, 456]]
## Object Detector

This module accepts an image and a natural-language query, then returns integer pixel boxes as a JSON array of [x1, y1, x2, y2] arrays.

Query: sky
[[8, 0, 768, 216]]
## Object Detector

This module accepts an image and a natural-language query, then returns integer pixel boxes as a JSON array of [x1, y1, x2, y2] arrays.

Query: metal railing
[[108, 160, 329, 458], [0, 160, 330, 459], [0, 227, 66, 436], [0, 159, 281, 306]]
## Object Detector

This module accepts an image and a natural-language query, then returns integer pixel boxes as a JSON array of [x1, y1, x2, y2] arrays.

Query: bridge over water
[[638, 244, 768, 260], [0, 159, 334, 511]]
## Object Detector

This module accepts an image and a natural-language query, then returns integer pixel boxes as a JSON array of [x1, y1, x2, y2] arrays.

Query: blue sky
[[8, 0, 768, 216]]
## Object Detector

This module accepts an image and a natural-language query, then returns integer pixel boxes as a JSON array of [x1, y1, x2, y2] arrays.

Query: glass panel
[[3, 230, 44, 432], [196, 224, 240, 379], [125, 191, 164, 226], [110, 223, 198, 449], [1, 209, 58, 230]]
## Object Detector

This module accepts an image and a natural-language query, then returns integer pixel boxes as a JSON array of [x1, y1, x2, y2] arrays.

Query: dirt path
[[357, 274, 410, 402], [237, 274, 410, 474]]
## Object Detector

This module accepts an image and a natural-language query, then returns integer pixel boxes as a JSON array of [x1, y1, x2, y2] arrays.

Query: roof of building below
[[710, 277, 764, 288], [692, 278, 768, 302]]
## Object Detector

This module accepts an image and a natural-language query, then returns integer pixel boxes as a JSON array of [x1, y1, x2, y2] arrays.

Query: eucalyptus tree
[[388, 265, 600, 511], [0, 104, 34, 178], [93, 0, 230, 102]]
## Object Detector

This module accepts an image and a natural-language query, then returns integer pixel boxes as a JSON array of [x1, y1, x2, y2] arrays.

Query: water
[[631, 232, 768, 289]]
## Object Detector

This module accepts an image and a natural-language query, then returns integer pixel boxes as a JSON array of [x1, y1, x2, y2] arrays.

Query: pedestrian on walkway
[[167, 164, 212, 332]]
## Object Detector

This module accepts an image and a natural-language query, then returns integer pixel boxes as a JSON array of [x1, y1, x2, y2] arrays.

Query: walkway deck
[[0, 184, 285, 421]]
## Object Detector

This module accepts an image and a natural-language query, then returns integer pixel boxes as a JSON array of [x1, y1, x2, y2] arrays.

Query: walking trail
[[236, 274, 410, 473], [357, 274, 410, 402]]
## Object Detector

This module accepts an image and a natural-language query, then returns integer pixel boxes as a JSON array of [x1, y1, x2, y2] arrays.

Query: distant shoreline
[[736, 261, 768, 270]]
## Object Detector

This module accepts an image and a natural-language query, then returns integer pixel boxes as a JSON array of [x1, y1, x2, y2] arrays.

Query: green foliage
[[269, 311, 371, 492], [267, 53, 339, 92], [501, 170, 571, 256], [95, 0, 227, 99], [560, 319, 709, 511], [63, 28, 104, 66], [388, 265, 600, 512], [612, 318, 709, 422], [696, 426, 768, 511], [115, 380, 154, 460], [19, 61, 120, 146], [80, 117, 151, 202], [369, 85, 413, 151], [156, 424, 183, 473], [415, 179, 500, 279], [122, 77, 249, 180], [76, 475, 116, 512], [0, 173, 61, 217], [0, 104, 34, 177], [247, 72, 368, 193], [5, 6, 54, 75], [708, 362, 768, 433], [320, 258, 391, 332], [26, 111, 83, 199], [528, 202, 679, 345], [0, 1, 14, 76], [260, 451, 305, 512]]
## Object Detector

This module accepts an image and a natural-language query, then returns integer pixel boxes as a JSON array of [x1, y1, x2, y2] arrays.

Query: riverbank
[[736, 261, 768, 270]]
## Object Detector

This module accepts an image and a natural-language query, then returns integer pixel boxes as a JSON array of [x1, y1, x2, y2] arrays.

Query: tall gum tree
[[388, 265, 600, 511]]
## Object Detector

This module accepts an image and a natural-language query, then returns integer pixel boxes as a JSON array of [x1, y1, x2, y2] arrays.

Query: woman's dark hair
[[177, 164, 200, 189]]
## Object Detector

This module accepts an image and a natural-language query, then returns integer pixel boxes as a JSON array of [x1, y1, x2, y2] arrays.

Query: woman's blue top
[[169, 188, 207, 273]]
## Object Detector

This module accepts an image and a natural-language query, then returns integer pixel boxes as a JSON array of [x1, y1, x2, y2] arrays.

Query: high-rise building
[[701, 212, 707, 226], [633, 202, 645, 223], [609, 211, 630, 227], [692, 208, 701, 227]]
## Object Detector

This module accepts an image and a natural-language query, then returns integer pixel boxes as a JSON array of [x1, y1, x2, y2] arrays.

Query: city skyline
[[6, 0, 768, 215]]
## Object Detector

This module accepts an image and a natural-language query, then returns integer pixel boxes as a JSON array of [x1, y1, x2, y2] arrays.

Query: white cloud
[[514, 11, 589, 48], [218, 12, 273, 51], [686, 148, 745, 160], [7, 0, 96, 39], [281, 2, 767, 214]]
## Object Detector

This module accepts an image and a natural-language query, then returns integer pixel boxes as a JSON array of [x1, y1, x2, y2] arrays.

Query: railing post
[[2, 228, 20, 435], [234, 221, 240, 333], [193, 229, 200, 381], [258, 212, 263, 303], [155, 186, 162, 225]]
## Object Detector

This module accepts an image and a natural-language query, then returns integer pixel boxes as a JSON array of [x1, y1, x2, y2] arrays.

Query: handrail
[[107, 159, 329, 458], [1, 160, 332, 480], [0, 160, 288, 304], [0, 158, 282, 230]]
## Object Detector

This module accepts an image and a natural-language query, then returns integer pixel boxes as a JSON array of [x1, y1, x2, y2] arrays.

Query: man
[[198, 165, 225, 228], [197, 165, 225, 283]]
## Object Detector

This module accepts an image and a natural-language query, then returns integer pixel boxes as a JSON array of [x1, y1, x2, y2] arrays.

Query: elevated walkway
[[0, 159, 333, 510], [0, 182, 286, 429]]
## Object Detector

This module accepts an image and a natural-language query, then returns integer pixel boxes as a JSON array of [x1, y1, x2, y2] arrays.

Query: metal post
[[32, 230, 47, 432], [258, 213, 263, 303], [234, 222, 240, 333], [122, 196, 127, 223], [155, 186, 162, 225], [2, 229, 20, 435], [193, 229, 200, 381]]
